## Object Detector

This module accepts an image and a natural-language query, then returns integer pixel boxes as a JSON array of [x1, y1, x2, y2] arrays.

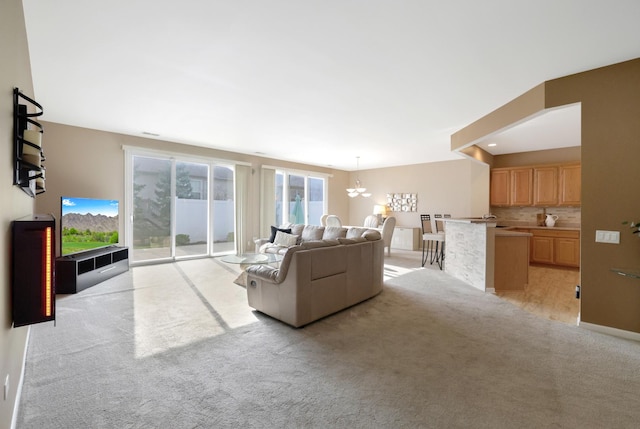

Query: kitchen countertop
[[495, 229, 533, 237], [442, 217, 497, 225], [443, 218, 579, 231], [497, 223, 580, 231]]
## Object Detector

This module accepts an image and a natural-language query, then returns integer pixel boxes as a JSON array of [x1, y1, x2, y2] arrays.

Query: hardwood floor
[[386, 250, 580, 325], [495, 264, 580, 325]]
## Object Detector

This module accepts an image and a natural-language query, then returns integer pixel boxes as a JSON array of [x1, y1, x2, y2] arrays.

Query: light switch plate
[[595, 230, 620, 244]]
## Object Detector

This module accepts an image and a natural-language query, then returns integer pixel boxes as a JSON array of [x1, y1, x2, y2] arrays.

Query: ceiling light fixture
[[346, 156, 371, 198], [488, 143, 497, 147]]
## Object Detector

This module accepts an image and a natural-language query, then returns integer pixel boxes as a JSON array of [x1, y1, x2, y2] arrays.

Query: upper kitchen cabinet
[[533, 166, 559, 206], [490, 169, 510, 206], [490, 167, 532, 206], [491, 162, 580, 207], [558, 164, 581, 206], [511, 168, 533, 206]]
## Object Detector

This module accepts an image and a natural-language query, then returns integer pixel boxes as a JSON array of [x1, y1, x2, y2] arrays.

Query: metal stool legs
[[431, 241, 444, 269], [422, 239, 434, 267]]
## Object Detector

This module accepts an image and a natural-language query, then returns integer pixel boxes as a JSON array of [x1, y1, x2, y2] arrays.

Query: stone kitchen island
[[442, 218, 532, 292]]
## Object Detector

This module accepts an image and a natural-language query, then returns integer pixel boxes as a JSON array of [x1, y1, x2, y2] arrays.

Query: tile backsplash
[[491, 206, 581, 227]]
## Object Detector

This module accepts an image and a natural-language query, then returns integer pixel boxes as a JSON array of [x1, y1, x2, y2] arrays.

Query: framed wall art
[[387, 193, 417, 212]]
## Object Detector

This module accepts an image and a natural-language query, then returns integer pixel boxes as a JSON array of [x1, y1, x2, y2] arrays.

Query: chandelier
[[346, 156, 371, 198]]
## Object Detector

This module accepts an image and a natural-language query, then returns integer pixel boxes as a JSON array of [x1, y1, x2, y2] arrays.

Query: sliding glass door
[[174, 161, 209, 258], [129, 153, 235, 264], [212, 165, 235, 254], [132, 156, 172, 262]]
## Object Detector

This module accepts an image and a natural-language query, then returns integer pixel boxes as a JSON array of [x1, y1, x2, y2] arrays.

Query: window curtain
[[260, 167, 276, 238], [235, 164, 250, 254]]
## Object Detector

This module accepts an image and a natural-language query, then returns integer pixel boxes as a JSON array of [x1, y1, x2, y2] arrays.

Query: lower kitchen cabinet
[[554, 237, 580, 267], [530, 229, 580, 268], [494, 234, 530, 291], [531, 235, 554, 264]]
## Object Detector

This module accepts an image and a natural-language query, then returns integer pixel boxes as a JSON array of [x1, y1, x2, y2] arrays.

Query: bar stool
[[421, 214, 445, 269], [432, 214, 451, 269]]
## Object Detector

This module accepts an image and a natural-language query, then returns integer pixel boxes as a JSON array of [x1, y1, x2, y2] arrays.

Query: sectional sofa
[[246, 224, 384, 327]]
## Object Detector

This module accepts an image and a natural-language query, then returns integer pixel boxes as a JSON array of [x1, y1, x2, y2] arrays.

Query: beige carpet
[[16, 254, 640, 428]]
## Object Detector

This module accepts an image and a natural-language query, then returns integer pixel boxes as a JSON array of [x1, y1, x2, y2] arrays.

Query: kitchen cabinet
[[490, 168, 532, 206], [530, 229, 580, 267], [511, 168, 533, 206], [490, 169, 510, 206], [490, 162, 581, 207], [533, 166, 558, 206], [494, 233, 530, 291], [530, 235, 554, 264], [558, 164, 581, 206], [554, 236, 580, 266]]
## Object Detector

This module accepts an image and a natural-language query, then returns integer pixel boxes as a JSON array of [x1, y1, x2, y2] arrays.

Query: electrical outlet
[[4, 375, 9, 401], [595, 230, 620, 244]]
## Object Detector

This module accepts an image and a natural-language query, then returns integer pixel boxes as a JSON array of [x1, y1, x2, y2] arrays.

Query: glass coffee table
[[220, 253, 282, 265]]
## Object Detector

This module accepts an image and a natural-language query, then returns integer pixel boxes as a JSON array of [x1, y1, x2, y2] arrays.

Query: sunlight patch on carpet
[[131, 262, 258, 358], [384, 263, 422, 281]]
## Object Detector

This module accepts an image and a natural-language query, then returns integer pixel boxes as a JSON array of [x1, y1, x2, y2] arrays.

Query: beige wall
[[545, 58, 640, 332], [0, 1, 37, 427], [492, 146, 580, 168], [347, 159, 489, 227]]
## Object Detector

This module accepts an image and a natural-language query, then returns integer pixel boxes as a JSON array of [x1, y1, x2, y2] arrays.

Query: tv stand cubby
[[56, 246, 129, 294]]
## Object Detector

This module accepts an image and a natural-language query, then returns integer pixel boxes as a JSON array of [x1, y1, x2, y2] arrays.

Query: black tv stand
[[56, 246, 129, 294]]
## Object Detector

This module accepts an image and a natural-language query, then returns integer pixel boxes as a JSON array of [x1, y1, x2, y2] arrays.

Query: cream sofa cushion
[[322, 226, 347, 240], [346, 227, 369, 239], [274, 231, 298, 247], [300, 225, 324, 242]]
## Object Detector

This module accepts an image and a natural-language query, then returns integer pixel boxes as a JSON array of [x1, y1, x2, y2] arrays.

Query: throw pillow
[[270, 226, 292, 243], [274, 231, 298, 247]]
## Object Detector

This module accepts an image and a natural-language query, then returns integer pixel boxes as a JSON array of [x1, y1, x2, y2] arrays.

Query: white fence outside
[[175, 198, 235, 243], [175, 199, 324, 245]]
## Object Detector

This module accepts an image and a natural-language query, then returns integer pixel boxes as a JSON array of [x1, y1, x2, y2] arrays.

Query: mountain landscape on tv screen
[[62, 213, 118, 232]]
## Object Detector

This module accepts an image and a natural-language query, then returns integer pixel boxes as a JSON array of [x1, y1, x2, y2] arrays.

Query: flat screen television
[[60, 196, 119, 256]]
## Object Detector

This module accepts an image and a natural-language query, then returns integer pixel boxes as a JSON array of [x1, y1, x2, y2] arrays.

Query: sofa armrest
[[246, 264, 280, 283], [248, 242, 303, 283]]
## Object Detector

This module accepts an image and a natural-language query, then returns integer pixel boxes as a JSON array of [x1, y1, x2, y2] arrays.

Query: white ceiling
[[22, 1, 640, 171], [474, 103, 582, 155]]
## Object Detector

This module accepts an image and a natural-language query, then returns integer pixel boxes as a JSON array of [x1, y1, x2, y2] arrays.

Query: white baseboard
[[11, 326, 30, 429], [579, 321, 640, 342]]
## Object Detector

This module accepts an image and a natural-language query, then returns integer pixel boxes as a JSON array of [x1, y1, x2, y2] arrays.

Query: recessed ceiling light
[[142, 131, 160, 137], [488, 143, 497, 147]]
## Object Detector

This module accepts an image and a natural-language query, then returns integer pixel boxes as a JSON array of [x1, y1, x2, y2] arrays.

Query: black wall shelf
[[13, 87, 46, 197]]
